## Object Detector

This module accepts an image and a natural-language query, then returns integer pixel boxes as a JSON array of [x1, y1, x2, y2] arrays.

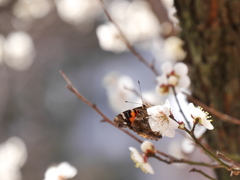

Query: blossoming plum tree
[[60, 0, 240, 180]]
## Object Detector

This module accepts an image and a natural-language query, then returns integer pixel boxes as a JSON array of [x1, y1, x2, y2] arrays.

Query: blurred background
[[0, 0, 215, 179]]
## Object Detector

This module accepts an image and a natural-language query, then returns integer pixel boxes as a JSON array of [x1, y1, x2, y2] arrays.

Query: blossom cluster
[[145, 100, 213, 139], [156, 62, 190, 95], [127, 96, 214, 175], [129, 141, 156, 174]]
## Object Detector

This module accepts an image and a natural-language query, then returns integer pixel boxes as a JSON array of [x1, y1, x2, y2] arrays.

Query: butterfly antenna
[[138, 81, 145, 107], [125, 101, 142, 105]]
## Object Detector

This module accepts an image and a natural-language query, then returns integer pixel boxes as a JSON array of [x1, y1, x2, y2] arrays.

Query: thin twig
[[97, 0, 159, 76], [154, 154, 222, 169], [190, 168, 216, 180], [183, 92, 240, 125], [191, 121, 198, 135], [172, 87, 191, 129]]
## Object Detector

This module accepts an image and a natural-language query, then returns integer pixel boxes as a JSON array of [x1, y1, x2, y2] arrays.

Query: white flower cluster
[[129, 141, 156, 174], [156, 62, 190, 95], [128, 101, 214, 175], [146, 100, 214, 138]]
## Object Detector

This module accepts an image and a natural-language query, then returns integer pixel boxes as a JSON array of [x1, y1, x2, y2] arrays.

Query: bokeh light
[[3, 31, 35, 71]]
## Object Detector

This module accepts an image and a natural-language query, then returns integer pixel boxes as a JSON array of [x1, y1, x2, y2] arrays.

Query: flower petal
[[174, 62, 188, 76], [178, 75, 190, 89], [156, 75, 168, 84], [142, 162, 154, 174], [202, 121, 214, 130], [162, 127, 175, 137], [164, 99, 171, 109], [129, 147, 144, 163], [169, 118, 180, 129], [161, 61, 173, 74]]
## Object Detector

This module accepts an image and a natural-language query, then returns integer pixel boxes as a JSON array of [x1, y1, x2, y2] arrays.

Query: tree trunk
[[174, 0, 240, 179]]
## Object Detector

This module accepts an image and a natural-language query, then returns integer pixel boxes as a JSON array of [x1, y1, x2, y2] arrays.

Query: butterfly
[[114, 104, 162, 141]]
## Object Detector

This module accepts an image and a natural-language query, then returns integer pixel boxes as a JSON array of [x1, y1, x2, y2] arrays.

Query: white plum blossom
[[156, 62, 190, 95], [44, 162, 77, 180], [129, 147, 154, 174], [147, 100, 179, 137], [188, 103, 214, 130]]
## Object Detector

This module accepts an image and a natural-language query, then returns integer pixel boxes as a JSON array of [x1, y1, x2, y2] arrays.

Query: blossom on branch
[[129, 147, 154, 174], [188, 103, 214, 130], [147, 100, 179, 137], [156, 62, 190, 95]]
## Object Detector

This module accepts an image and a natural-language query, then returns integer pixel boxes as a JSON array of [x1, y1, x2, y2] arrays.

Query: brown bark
[[174, 0, 240, 179]]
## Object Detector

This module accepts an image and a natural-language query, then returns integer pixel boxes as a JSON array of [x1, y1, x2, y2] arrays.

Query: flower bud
[[178, 121, 185, 129], [141, 141, 155, 155]]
